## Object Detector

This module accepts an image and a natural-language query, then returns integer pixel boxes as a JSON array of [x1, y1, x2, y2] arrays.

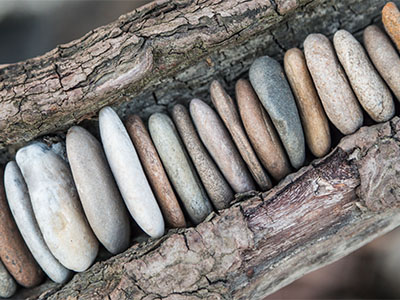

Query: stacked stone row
[[0, 2, 400, 298]]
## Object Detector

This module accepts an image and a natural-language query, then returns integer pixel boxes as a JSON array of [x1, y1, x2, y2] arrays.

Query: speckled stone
[[249, 55, 305, 169], [4, 161, 71, 283], [236, 79, 291, 181], [149, 113, 213, 224], [364, 25, 400, 101], [67, 126, 131, 254], [382, 2, 400, 51], [0, 260, 16, 298], [189, 99, 256, 193], [99, 107, 165, 238], [304, 33, 364, 135], [172, 104, 234, 209], [210, 80, 272, 191], [16, 142, 99, 272], [333, 29, 395, 123], [0, 167, 43, 288], [125, 115, 186, 228], [284, 48, 331, 158]]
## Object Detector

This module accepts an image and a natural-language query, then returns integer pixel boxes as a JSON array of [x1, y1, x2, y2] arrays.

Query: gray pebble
[[0, 260, 16, 298]]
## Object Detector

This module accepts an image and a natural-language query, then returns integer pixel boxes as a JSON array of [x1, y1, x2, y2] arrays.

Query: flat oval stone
[[249, 55, 305, 169], [16, 142, 99, 272], [172, 104, 234, 209], [0, 167, 43, 287], [333, 29, 395, 123], [284, 48, 331, 158], [189, 99, 256, 193], [66, 126, 131, 254], [125, 115, 186, 228], [148, 113, 213, 224], [382, 2, 400, 51], [4, 161, 71, 283], [210, 80, 272, 191], [236, 79, 291, 181], [0, 260, 16, 298], [304, 33, 363, 135], [99, 107, 165, 238], [364, 25, 400, 101]]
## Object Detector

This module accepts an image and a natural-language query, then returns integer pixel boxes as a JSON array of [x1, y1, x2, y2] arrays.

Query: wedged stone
[[16, 142, 99, 273], [148, 112, 213, 224], [304, 33, 363, 135], [189, 99, 256, 193], [66, 126, 131, 253], [236, 79, 291, 181], [125, 115, 186, 228], [333, 29, 394, 123], [0, 260, 16, 298], [284, 48, 331, 158], [4, 161, 71, 283], [99, 107, 165, 238], [364, 25, 400, 101], [249, 55, 306, 169], [172, 104, 234, 209], [210, 80, 272, 191], [382, 2, 400, 51]]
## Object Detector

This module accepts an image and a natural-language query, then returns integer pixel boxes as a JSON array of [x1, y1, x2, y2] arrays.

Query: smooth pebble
[[382, 2, 400, 51], [0, 260, 16, 298]]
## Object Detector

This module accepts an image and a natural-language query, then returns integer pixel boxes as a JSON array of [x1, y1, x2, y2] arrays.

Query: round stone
[[148, 113, 213, 224], [284, 48, 331, 158], [99, 107, 165, 238], [66, 126, 131, 254], [303, 33, 363, 135], [333, 29, 394, 123], [172, 104, 234, 209], [382, 2, 400, 51], [0, 260, 16, 298], [4, 161, 71, 283], [189, 99, 256, 193], [210, 80, 272, 191], [249, 55, 306, 169], [16, 142, 99, 273], [125, 115, 186, 228]]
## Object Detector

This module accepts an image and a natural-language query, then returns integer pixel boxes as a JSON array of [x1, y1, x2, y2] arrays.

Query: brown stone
[[382, 2, 400, 51], [235, 79, 291, 181], [172, 104, 234, 209], [126, 115, 186, 228], [284, 48, 331, 158], [210, 80, 272, 191], [0, 168, 43, 288]]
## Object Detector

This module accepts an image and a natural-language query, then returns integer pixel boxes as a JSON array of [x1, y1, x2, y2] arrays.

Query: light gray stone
[[0, 260, 16, 298]]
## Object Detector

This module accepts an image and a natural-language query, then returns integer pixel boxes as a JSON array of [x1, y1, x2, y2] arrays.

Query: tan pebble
[[382, 2, 400, 51]]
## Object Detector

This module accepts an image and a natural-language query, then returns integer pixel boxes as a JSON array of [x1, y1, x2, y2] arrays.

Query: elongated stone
[[0, 167, 43, 287], [249, 56, 305, 169], [382, 2, 400, 51], [284, 48, 331, 158], [172, 104, 234, 209], [125, 115, 186, 228], [4, 161, 71, 283], [364, 25, 400, 101], [333, 29, 395, 123], [16, 142, 99, 272], [189, 99, 256, 193], [0, 260, 16, 298], [210, 80, 272, 190], [99, 107, 164, 238], [304, 33, 363, 135], [66, 126, 131, 253], [149, 113, 213, 224], [236, 79, 291, 181]]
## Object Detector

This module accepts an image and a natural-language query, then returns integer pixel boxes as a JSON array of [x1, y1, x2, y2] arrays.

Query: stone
[[382, 2, 400, 51], [189, 99, 256, 193], [148, 113, 213, 224], [16, 142, 99, 273], [236, 79, 291, 181], [284, 48, 331, 158], [364, 25, 400, 101], [303, 33, 364, 135], [210, 80, 272, 191], [249, 55, 306, 169], [99, 107, 165, 238], [333, 29, 395, 123], [4, 161, 71, 283], [0, 167, 43, 288], [66, 126, 131, 254], [0, 260, 16, 298], [171, 104, 234, 209], [125, 115, 186, 228]]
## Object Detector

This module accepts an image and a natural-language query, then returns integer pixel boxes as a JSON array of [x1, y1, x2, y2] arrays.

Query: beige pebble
[[382, 2, 400, 51]]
